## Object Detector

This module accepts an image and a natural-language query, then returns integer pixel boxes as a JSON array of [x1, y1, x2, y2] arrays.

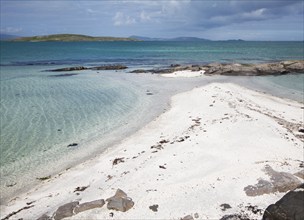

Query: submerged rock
[[106, 189, 134, 212], [262, 183, 304, 220], [91, 64, 127, 70], [50, 66, 88, 72]]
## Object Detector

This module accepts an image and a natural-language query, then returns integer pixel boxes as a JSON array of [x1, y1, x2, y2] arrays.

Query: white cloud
[[113, 12, 136, 26], [140, 11, 151, 22]]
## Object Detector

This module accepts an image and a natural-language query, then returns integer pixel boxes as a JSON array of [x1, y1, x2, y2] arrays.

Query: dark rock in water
[[74, 199, 105, 214], [130, 69, 150, 73], [49, 64, 127, 72], [67, 143, 78, 148], [53, 201, 79, 220], [106, 189, 134, 212], [36, 214, 51, 220], [91, 64, 127, 70], [149, 204, 158, 212], [50, 66, 87, 72], [262, 183, 304, 220], [49, 73, 78, 77], [146, 92, 153, 95]]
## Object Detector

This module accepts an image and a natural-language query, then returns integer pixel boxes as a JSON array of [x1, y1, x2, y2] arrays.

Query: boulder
[[106, 189, 134, 212], [262, 183, 304, 220], [53, 201, 79, 220], [74, 199, 105, 214]]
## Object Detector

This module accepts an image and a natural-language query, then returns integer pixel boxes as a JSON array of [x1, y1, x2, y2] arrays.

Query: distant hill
[[0, 34, 20, 40], [11, 34, 139, 42], [130, 36, 210, 41]]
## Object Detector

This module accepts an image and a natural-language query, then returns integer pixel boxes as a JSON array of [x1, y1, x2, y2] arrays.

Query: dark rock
[[220, 214, 250, 220], [220, 203, 232, 211], [50, 66, 87, 72], [106, 189, 134, 212], [112, 157, 125, 166], [74, 185, 89, 192], [298, 127, 304, 133], [74, 199, 105, 214], [36, 214, 51, 220], [91, 64, 127, 70], [67, 143, 78, 148], [146, 92, 153, 95], [130, 69, 150, 73], [181, 215, 194, 220], [48, 73, 78, 77], [53, 201, 79, 220], [149, 204, 159, 212], [262, 183, 304, 220]]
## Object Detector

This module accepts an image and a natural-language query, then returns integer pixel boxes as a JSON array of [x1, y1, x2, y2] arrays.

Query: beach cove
[[0, 41, 303, 219], [1, 70, 303, 219]]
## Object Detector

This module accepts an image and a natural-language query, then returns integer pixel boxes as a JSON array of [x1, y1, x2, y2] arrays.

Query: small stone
[[194, 213, 199, 218], [298, 127, 304, 133], [149, 204, 158, 212], [220, 203, 232, 211]]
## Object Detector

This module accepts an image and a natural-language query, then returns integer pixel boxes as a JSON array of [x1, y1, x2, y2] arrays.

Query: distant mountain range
[[129, 36, 211, 41], [0, 33, 245, 42], [6, 34, 139, 42]]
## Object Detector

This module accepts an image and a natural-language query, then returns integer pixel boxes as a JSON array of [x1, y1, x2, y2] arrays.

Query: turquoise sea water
[[0, 41, 303, 203]]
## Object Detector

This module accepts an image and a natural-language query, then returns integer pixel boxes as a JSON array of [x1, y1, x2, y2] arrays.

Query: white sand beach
[[1, 81, 303, 220], [161, 70, 205, 78]]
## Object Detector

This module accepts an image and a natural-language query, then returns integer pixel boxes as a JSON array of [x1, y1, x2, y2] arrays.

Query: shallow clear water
[[0, 41, 303, 203]]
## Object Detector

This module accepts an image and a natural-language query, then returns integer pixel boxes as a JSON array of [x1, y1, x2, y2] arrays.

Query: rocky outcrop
[[262, 183, 304, 220], [204, 60, 304, 76], [50, 66, 88, 72], [106, 189, 134, 212], [53, 201, 79, 220], [130, 60, 304, 76], [49, 64, 127, 72], [91, 64, 127, 70]]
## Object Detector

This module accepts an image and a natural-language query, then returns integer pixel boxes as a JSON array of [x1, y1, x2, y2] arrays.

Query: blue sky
[[0, 0, 303, 40]]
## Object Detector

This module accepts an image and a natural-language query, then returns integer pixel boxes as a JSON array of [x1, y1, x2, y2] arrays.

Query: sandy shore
[[1, 82, 303, 220], [161, 70, 205, 78]]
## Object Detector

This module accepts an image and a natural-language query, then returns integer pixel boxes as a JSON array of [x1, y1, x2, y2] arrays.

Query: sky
[[0, 0, 303, 41]]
